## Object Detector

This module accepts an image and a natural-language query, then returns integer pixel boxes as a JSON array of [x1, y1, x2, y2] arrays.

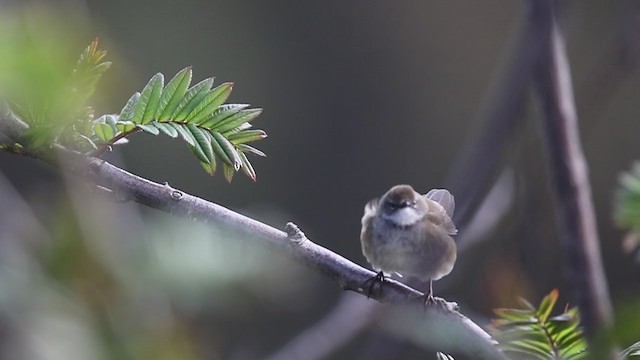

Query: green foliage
[[94, 66, 266, 181], [436, 352, 454, 360], [71, 38, 112, 109], [1, 34, 267, 181], [490, 289, 588, 360], [1, 34, 111, 151], [615, 162, 640, 254], [622, 341, 640, 358]]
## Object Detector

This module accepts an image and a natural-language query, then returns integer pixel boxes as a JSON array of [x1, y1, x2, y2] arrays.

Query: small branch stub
[[285, 222, 307, 245], [162, 182, 183, 201]]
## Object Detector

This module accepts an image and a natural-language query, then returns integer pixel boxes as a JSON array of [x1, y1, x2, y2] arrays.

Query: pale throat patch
[[383, 207, 423, 226]]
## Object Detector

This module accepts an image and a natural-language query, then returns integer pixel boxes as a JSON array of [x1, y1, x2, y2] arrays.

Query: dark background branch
[[530, 0, 614, 335]]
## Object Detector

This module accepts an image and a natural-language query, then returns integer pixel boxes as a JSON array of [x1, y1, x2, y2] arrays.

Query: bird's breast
[[361, 216, 456, 280]]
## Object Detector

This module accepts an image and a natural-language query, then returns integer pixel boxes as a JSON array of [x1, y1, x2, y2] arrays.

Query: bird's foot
[[362, 271, 385, 299], [411, 294, 458, 312], [408, 292, 437, 306], [424, 292, 437, 305]]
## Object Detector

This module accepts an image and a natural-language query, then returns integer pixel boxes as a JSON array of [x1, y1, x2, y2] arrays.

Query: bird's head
[[379, 185, 427, 226]]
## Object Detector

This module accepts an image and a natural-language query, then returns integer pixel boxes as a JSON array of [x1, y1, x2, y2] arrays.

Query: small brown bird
[[360, 184, 457, 300]]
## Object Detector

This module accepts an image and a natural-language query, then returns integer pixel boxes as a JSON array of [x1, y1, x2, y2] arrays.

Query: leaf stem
[[93, 127, 141, 157]]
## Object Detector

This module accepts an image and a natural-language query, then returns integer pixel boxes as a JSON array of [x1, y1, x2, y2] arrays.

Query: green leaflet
[[72, 39, 111, 106], [209, 130, 233, 166], [222, 122, 252, 137], [152, 122, 178, 138], [184, 82, 233, 124], [103, 114, 118, 127], [238, 144, 266, 157], [187, 124, 214, 164], [156, 67, 192, 121], [199, 104, 249, 128], [214, 108, 262, 134], [116, 121, 136, 133], [132, 73, 164, 124], [227, 129, 267, 145], [238, 150, 256, 181], [119, 92, 140, 122], [436, 353, 454, 360], [621, 342, 640, 358], [200, 155, 217, 175], [189, 141, 209, 164], [137, 124, 160, 135], [94, 123, 114, 141], [172, 78, 213, 121], [536, 290, 556, 323], [170, 123, 195, 147], [223, 162, 235, 183], [92, 114, 118, 141], [211, 131, 240, 169]]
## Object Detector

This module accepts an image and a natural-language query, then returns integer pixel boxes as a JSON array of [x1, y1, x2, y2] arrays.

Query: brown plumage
[[360, 184, 457, 298]]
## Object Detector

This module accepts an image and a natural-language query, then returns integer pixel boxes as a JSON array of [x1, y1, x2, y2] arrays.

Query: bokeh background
[[0, 0, 639, 359]]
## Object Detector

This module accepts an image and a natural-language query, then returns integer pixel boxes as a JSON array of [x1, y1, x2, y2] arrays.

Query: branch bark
[[0, 111, 507, 359]]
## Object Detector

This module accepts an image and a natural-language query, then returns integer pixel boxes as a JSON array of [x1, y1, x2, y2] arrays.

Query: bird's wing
[[425, 189, 457, 235], [425, 189, 455, 217], [364, 198, 379, 215]]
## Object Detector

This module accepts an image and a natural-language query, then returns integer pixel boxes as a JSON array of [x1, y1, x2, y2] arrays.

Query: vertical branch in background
[[530, 0, 614, 335]]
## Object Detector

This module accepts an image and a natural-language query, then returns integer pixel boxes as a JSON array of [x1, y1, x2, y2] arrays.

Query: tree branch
[[529, 0, 614, 335], [0, 110, 507, 359]]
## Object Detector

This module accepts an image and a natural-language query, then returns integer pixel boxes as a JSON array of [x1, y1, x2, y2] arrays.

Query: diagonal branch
[[529, 0, 614, 335], [0, 110, 507, 359]]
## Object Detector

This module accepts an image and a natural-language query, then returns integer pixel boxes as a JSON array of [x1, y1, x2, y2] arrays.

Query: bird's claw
[[362, 271, 385, 299]]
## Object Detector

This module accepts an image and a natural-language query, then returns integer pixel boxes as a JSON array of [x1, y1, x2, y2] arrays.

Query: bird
[[360, 184, 457, 302]]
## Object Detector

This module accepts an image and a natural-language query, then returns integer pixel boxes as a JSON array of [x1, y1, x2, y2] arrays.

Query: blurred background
[[0, 0, 639, 359]]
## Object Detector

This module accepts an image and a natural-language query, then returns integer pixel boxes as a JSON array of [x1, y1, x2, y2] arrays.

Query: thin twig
[[529, 0, 614, 334]]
